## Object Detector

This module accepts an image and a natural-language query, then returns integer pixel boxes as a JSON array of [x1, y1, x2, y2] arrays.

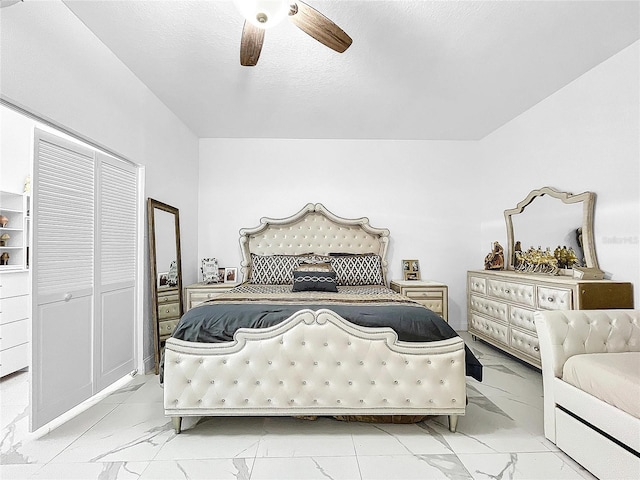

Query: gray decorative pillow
[[330, 254, 384, 286], [292, 270, 338, 292]]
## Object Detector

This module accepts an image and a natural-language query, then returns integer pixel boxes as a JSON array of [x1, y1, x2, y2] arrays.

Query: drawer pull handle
[[547, 297, 554, 302], [64, 293, 72, 302], [504, 289, 510, 294], [534, 346, 540, 352]]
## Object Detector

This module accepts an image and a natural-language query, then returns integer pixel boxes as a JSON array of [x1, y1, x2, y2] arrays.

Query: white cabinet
[[467, 270, 634, 368], [0, 271, 30, 377], [0, 191, 29, 272], [0, 191, 31, 376]]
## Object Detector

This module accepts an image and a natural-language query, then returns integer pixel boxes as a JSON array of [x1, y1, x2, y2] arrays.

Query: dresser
[[467, 270, 634, 368], [184, 282, 241, 311], [390, 279, 448, 321], [0, 271, 30, 377]]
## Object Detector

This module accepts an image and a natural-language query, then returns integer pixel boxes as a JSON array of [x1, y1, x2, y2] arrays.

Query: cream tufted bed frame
[[163, 204, 466, 433]]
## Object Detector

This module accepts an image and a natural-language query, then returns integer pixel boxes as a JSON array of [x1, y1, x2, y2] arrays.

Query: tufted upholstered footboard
[[164, 309, 466, 433]]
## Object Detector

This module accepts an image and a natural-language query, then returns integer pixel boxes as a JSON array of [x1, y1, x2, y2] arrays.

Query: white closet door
[[95, 153, 137, 390], [31, 131, 95, 430]]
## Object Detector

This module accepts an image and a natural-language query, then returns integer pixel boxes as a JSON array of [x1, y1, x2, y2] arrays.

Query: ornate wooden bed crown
[[239, 203, 390, 284]]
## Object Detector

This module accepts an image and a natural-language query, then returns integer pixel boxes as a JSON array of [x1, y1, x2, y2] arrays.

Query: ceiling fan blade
[[240, 21, 265, 66], [289, 1, 352, 53]]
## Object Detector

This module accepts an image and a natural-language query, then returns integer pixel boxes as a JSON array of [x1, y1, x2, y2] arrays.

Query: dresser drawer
[[509, 305, 536, 333], [0, 318, 29, 350], [468, 276, 486, 295], [0, 294, 30, 325], [158, 302, 180, 320], [0, 272, 29, 299], [159, 318, 179, 339], [486, 279, 535, 307], [0, 342, 29, 377], [510, 328, 540, 362], [537, 286, 572, 310], [470, 313, 508, 346], [469, 295, 508, 322]]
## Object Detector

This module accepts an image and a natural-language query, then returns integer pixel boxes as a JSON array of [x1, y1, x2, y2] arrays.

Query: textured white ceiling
[[63, 0, 640, 140]]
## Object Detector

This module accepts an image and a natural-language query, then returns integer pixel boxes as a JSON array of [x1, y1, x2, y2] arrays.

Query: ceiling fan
[[235, 0, 352, 66]]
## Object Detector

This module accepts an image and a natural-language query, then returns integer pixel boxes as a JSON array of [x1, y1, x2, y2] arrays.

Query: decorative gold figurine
[[484, 241, 504, 270]]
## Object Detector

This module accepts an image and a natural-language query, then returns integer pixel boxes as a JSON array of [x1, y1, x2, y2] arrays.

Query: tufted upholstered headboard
[[239, 203, 390, 284]]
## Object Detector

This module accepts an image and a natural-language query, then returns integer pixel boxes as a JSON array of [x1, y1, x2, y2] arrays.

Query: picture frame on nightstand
[[402, 259, 421, 280], [224, 267, 238, 283]]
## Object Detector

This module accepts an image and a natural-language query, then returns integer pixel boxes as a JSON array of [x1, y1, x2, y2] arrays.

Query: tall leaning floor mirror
[[147, 198, 183, 374]]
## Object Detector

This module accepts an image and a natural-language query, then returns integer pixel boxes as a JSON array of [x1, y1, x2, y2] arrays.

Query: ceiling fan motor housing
[[234, 0, 290, 28]]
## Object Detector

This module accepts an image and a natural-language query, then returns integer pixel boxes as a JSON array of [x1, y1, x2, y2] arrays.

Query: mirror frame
[[504, 186, 599, 272], [147, 198, 183, 374]]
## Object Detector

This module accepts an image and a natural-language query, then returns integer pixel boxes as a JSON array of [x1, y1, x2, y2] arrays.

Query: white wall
[[1, 1, 200, 369], [478, 41, 640, 306], [199, 139, 479, 330]]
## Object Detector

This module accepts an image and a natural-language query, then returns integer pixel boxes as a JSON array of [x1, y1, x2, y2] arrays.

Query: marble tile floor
[[1, 332, 597, 480]]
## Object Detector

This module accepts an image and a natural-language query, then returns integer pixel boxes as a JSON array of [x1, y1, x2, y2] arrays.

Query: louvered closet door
[[32, 131, 95, 430], [95, 154, 137, 391]]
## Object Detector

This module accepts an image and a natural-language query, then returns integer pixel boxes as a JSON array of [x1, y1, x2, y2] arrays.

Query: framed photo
[[201, 257, 220, 284], [218, 267, 226, 283], [402, 259, 421, 280], [158, 272, 168, 287], [224, 267, 238, 283]]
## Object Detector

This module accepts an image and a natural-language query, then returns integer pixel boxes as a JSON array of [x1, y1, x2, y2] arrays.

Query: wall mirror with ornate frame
[[504, 187, 599, 274], [147, 198, 183, 374]]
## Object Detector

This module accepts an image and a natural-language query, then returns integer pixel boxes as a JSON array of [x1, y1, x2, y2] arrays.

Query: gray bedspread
[[170, 285, 483, 382]]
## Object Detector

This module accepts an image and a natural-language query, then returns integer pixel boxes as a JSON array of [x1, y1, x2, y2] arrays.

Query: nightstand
[[184, 282, 240, 311], [390, 280, 449, 321], [157, 287, 181, 340]]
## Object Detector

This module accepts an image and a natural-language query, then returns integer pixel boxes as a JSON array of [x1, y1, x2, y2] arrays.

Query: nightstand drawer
[[158, 302, 180, 320], [159, 318, 179, 339], [190, 290, 230, 303], [403, 289, 443, 301], [158, 292, 180, 304], [415, 299, 443, 315], [184, 283, 240, 311]]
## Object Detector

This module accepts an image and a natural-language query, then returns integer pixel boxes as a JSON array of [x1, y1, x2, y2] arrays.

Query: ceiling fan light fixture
[[233, 0, 290, 29]]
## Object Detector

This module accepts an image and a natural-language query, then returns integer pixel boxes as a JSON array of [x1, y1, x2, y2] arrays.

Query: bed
[[163, 203, 482, 434]]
